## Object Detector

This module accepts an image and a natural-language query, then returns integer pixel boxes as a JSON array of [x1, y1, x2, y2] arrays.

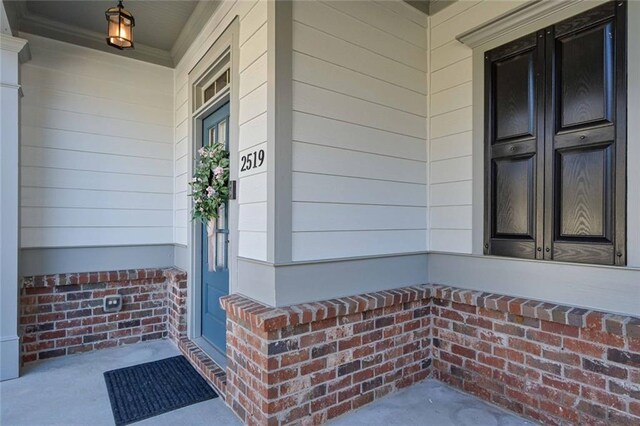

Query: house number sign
[[240, 149, 265, 173]]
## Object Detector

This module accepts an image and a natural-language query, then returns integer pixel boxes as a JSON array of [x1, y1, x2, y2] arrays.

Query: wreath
[[189, 143, 230, 223]]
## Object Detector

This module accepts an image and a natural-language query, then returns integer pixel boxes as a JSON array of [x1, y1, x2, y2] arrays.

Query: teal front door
[[201, 103, 230, 353]]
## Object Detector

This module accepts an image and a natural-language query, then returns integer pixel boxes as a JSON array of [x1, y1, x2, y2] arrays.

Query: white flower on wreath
[[213, 166, 224, 179], [206, 186, 216, 198]]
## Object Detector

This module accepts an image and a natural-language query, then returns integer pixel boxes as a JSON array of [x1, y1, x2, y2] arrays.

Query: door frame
[[187, 17, 240, 344]]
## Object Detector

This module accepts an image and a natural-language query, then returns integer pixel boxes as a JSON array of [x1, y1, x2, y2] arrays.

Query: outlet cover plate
[[104, 295, 123, 313]]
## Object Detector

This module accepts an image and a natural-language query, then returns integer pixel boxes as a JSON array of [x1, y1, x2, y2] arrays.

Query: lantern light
[[105, 1, 135, 50]]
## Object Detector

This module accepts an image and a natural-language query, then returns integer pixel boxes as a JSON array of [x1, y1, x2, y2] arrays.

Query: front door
[[201, 102, 230, 353]]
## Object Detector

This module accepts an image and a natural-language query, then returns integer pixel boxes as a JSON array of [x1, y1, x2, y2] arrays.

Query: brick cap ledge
[[221, 283, 639, 338], [431, 284, 640, 339], [220, 285, 432, 332], [22, 267, 186, 288]]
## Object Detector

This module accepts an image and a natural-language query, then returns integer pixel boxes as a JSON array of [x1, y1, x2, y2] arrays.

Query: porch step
[[178, 337, 227, 402]]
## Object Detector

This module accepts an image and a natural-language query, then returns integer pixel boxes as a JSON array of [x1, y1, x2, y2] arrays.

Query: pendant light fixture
[[105, 1, 135, 50]]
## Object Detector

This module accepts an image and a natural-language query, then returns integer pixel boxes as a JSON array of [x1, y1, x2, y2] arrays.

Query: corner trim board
[[267, 0, 293, 264]]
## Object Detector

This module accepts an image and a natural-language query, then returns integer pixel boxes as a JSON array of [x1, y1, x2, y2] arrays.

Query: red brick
[[506, 387, 538, 408], [508, 337, 541, 356], [526, 355, 561, 376], [300, 358, 326, 375], [327, 401, 351, 419], [563, 338, 605, 358], [541, 320, 579, 337], [581, 386, 626, 411], [494, 322, 525, 337], [526, 329, 562, 346], [580, 328, 625, 348], [565, 367, 606, 388], [300, 331, 326, 348], [478, 330, 506, 345], [352, 391, 374, 409], [451, 302, 475, 314], [583, 358, 627, 379], [542, 348, 580, 366], [542, 374, 580, 395], [493, 347, 525, 364], [507, 362, 541, 381], [466, 315, 493, 330], [478, 307, 506, 320], [327, 376, 352, 393], [338, 335, 362, 351], [281, 349, 309, 367], [478, 352, 506, 369], [311, 393, 336, 413], [451, 344, 476, 360], [540, 399, 579, 423]]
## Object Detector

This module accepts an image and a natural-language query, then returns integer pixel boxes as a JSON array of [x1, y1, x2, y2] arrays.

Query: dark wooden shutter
[[484, 32, 545, 259], [544, 2, 626, 265]]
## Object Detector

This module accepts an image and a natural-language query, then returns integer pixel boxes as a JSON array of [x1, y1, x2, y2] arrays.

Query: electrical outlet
[[104, 295, 123, 313]]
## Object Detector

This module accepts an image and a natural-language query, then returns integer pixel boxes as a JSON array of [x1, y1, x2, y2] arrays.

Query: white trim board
[[20, 245, 175, 276], [428, 252, 640, 317], [456, 0, 581, 48]]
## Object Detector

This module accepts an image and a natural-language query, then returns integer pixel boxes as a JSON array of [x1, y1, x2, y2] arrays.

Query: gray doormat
[[104, 355, 218, 425]]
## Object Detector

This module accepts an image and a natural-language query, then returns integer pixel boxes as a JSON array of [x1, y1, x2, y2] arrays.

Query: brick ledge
[[431, 284, 640, 339], [220, 285, 432, 332], [221, 284, 640, 339], [22, 268, 186, 288]]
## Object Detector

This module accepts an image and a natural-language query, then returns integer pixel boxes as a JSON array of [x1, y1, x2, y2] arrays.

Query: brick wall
[[20, 268, 184, 364], [221, 285, 639, 426], [431, 285, 640, 425], [220, 286, 432, 425], [21, 267, 640, 426]]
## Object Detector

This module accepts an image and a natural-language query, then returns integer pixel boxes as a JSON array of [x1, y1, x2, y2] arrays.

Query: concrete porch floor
[[0, 340, 534, 426]]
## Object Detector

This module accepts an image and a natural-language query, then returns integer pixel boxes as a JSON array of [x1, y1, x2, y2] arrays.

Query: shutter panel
[[485, 32, 545, 259], [544, 2, 626, 265]]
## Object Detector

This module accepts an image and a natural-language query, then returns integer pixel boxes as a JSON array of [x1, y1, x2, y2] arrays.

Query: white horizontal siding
[[22, 208, 172, 228], [22, 187, 172, 210], [20, 34, 174, 249], [292, 22, 426, 95], [293, 230, 427, 261], [293, 173, 427, 207], [22, 228, 173, 248], [430, 131, 472, 162], [293, 203, 427, 232], [21, 167, 172, 194], [427, 1, 523, 253], [292, 142, 426, 185], [173, 0, 268, 260], [291, 0, 427, 261], [21, 126, 173, 160], [292, 112, 426, 161]]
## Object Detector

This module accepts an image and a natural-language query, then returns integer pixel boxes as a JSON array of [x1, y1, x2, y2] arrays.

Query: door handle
[[229, 180, 237, 200]]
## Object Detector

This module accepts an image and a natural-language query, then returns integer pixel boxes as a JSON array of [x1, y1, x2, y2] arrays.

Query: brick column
[[221, 286, 432, 425], [165, 268, 188, 342]]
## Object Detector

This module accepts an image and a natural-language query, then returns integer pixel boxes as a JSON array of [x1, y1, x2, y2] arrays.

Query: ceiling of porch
[[2, 0, 447, 68], [2, 0, 221, 67]]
